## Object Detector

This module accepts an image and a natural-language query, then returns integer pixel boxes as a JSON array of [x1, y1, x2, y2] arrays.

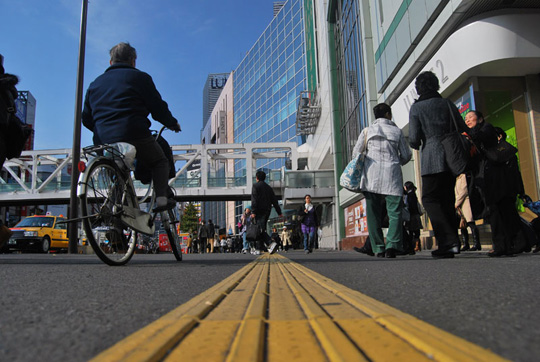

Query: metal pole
[[68, 0, 88, 253]]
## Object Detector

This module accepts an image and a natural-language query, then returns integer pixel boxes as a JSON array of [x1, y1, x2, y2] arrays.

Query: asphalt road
[[1, 250, 539, 362]]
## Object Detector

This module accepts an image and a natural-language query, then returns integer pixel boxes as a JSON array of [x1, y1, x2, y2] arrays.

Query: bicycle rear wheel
[[161, 208, 182, 261], [79, 158, 137, 266]]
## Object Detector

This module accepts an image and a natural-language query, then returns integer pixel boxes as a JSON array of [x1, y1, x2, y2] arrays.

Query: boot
[[469, 227, 481, 251], [460, 230, 470, 251]]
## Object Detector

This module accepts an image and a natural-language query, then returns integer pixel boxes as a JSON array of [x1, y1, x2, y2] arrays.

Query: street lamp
[[68, 0, 88, 253]]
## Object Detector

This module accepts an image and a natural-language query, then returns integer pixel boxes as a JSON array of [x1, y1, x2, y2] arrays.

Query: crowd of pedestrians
[[353, 71, 536, 259]]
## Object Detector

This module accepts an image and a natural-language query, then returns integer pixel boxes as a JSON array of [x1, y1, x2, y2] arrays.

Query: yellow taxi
[[6, 214, 68, 253]]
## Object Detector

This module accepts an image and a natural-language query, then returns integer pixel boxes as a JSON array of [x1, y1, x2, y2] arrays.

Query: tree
[[180, 203, 199, 235]]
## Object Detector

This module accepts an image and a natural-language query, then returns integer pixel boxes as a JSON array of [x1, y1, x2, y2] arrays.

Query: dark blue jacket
[[82, 63, 177, 144]]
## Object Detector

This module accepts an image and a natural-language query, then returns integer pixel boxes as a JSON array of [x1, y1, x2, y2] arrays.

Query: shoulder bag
[[340, 130, 368, 192], [2, 90, 33, 160], [441, 100, 473, 176], [245, 223, 261, 242]]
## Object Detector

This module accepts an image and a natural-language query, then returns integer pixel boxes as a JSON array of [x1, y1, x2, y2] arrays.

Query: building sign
[[454, 84, 475, 118], [344, 199, 368, 237], [210, 76, 228, 89]]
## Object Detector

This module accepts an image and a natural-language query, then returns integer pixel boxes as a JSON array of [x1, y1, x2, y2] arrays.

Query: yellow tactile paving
[[91, 254, 509, 362]]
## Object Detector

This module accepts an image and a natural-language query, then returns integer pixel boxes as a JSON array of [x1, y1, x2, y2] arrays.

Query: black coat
[[251, 181, 282, 216], [82, 63, 178, 144]]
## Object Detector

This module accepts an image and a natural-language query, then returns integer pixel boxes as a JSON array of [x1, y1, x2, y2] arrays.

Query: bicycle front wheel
[[162, 208, 182, 261], [79, 158, 137, 266]]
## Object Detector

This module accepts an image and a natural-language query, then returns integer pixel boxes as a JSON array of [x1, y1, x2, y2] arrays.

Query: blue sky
[[0, 0, 275, 150]]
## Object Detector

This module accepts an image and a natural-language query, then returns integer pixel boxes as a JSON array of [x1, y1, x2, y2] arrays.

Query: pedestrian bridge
[[0, 142, 335, 208]]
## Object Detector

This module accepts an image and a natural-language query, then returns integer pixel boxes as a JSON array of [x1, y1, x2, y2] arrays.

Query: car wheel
[[40, 236, 51, 253]]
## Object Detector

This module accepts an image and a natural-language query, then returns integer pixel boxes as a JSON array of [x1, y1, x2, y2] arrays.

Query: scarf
[[305, 203, 313, 212], [415, 90, 441, 103]]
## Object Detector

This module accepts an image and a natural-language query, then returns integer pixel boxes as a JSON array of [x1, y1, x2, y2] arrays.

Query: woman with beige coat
[[455, 174, 481, 251]]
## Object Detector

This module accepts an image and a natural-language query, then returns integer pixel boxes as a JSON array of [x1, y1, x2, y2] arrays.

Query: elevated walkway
[[0, 142, 332, 206]]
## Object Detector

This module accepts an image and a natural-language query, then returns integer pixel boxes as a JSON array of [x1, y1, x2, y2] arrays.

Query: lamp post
[[68, 0, 89, 253]]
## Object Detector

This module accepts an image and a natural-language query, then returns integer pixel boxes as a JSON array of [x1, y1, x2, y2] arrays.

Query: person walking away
[[281, 226, 292, 251], [82, 42, 181, 212], [408, 71, 468, 258], [454, 174, 481, 251], [186, 230, 193, 254], [353, 103, 412, 258], [270, 227, 282, 252], [240, 208, 252, 254], [206, 219, 216, 253], [251, 170, 283, 255], [198, 220, 208, 254], [297, 195, 319, 254], [403, 181, 423, 253]]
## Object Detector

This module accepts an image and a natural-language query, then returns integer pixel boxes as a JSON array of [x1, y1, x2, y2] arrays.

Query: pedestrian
[[250, 170, 283, 255], [219, 237, 227, 253], [270, 227, 282, 252], [297, 195, 319, 254], [454, 174, 481, 251], [403, 181, 423, 253], [198, 220, 208, 254], [186, 230, 193, 254], [81, 42, 181, 212], [240, 207, 253, 254], [408, 71, 468, 258], [281, 226, 292, 251], [465, 113, 527, 256], [206, 219, 216, 253], [352, 103, 412, 258]]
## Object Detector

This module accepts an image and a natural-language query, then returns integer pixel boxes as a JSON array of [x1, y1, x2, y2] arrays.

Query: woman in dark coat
[[408, 71, 469, 258], [465, 111, 527, 256], [297, 194, 319, 254], [403, 181, 423, 253]]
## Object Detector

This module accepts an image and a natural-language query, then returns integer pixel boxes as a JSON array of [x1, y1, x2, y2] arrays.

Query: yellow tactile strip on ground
[[91, 254, 508, 362]]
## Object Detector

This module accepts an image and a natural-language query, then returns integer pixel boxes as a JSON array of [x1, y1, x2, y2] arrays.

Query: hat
[[283, 226, 287, 229]]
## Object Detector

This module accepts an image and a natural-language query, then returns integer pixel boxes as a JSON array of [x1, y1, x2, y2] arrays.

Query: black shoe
[[397, 248, 416, 256], [431, 246, 459, 259], [385, 249, 397, 258], [376, 252, 385, 258], [153, 198, 176, 213], [460, 244, 470, 252], [353, 246, 374, 257]]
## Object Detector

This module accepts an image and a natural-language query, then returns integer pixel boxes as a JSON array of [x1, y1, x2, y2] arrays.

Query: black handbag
[[2, 90, 32, 160], [482, 140, 517, 164], [245, 223, 261, 242], [441, 100, 472, 176]]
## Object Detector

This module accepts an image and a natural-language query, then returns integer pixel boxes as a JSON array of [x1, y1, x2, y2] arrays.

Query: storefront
[[393, 11, 540, 201]]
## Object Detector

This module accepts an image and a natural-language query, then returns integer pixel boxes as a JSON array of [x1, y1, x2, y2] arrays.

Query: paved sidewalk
[[92, 254, 508, 362]]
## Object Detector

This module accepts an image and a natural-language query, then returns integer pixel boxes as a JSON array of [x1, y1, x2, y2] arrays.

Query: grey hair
[[109, 42, 137, 64]]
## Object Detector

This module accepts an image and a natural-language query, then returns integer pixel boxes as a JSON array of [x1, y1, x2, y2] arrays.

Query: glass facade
[[232, 0, 307, 222], [233, 0, 307, 167], [331, 0, 369, 166]]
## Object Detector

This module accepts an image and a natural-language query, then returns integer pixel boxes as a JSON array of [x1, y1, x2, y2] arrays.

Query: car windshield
[[16, 217, 55, 228]]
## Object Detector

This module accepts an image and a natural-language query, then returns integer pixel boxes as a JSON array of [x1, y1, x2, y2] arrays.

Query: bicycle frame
[[77, 145, 155, 236]]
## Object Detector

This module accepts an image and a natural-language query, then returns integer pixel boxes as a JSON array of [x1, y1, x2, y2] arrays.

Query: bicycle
[[77, 127, 182, 266]]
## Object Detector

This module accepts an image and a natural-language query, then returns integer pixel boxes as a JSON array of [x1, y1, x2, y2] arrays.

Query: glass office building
[[232, 0, 307, 222], [233, 0, 307, 169]]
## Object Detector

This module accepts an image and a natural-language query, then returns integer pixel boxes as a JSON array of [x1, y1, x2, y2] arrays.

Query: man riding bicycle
[[82, 42, 180, 211]]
